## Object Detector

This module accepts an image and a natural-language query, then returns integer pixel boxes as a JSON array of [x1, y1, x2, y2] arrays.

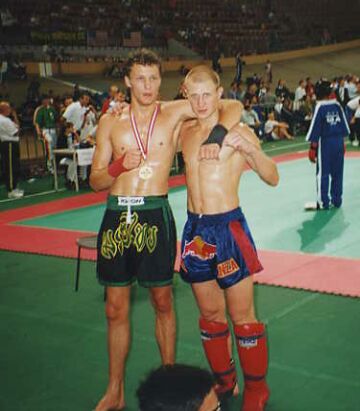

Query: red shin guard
[[199, 317, 237, 397], [234, 322, 270, 411]]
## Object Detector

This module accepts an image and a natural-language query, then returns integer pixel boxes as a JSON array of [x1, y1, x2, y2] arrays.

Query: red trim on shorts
[[229, 220, 263, 274]]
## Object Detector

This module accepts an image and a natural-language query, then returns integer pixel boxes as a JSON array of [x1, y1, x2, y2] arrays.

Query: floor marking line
[[0, 189, 66, 204], [263, 293, 319, 324]]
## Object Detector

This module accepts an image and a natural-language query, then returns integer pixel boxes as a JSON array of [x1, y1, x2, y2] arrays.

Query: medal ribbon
[[130, 103, 159, 161]]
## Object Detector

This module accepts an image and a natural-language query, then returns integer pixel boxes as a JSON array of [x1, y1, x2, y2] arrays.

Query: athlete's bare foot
[[94, 386, 125, 411]]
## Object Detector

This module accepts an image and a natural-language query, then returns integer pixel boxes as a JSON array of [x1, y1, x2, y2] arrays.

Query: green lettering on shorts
[[101, 211, 158, 259]]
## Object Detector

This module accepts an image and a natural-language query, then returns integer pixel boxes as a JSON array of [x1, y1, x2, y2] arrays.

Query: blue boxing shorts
[[180, 208, 263, 289]]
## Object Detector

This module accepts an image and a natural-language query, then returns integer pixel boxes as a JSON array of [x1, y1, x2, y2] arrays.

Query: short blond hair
[[184, 65, 220, 88]]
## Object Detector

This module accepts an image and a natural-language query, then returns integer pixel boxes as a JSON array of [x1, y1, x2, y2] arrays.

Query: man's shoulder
[[160, 99, 188, 113], [0, 114, 14, 125], [99, 112, 128, 131]]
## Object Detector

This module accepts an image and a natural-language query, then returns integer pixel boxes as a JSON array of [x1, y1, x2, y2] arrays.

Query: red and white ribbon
[[129, 103, 159, 161]]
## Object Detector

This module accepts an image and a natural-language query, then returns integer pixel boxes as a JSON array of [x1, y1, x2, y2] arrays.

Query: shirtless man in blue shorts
[[179, 65, 279, 411]]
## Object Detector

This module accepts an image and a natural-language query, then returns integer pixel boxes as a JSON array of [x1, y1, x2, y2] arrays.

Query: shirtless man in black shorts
[[90, 49, 242, 411]]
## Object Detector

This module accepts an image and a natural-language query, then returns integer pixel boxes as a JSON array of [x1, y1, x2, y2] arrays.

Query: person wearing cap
[[305, 81, 350, 210], [0, 101, 23, 198]]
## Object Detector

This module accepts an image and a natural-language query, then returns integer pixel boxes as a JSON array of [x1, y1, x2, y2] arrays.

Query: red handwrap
[[108, 155, 128, 178], [308, 142, 318, 163]]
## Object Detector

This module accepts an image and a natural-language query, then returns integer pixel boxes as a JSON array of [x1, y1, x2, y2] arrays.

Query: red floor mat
[[1, 154, 360, 297]]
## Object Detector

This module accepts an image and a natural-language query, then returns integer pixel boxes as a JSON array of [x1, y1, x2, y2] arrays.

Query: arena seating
[[1, 0, 359, 60]]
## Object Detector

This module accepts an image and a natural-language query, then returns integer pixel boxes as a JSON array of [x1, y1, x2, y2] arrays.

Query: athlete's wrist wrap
[[202, 124, 228, 147], [108, 155, 128, 178], [308, 142, 318, 163]]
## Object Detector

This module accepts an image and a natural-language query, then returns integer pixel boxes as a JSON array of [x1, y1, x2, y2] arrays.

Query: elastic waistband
[[107, 194, 168, 211], [187, 207, 244, 224]]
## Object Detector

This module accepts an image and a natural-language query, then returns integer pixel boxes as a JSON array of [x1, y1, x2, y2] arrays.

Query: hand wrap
[[108, 155, 128, 178], [202, 124, 228, 147]]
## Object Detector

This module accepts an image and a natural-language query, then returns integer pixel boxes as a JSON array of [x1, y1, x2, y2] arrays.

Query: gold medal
[[139, 165, 153, 180]]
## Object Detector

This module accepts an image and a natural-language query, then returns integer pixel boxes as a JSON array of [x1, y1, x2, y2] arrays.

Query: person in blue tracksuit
[[306, 81, 350, 209]]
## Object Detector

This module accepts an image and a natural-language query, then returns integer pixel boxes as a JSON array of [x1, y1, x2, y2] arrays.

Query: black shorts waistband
[[107, 194, 168, 211]]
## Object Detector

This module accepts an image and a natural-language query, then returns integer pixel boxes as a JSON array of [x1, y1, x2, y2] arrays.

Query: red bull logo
[[182, 236, 217, 260]]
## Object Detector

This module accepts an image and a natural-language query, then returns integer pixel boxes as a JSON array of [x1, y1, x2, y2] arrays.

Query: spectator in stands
[[241, 102, 262, 139], [137, 364, 219, 411], [305, 77, 315, 100], [244, 82, 258, 106], [298, 94, 314, 132], [265, 111, 293, 140], [211, 46, 222, 74], [62, 92, 90, 135], [237, 80, 246, 102], [336, 77, 350, 107], [234, 51, 245, 84], [275, 79, 290, 101], [264, 59, 272, 84], [0, 101, 23, 198], [280, 98, 296, 134], [260, 85, 276, 112], [80, 105, 98, 144], [73, 84, 81, 101], [294, 79, 306, 108], [101, 85, 120, 115], [346, 76, 358, 100], [347, 96, 360, 146], [227, 81, 239, 100], [33, 95, 58, 172]]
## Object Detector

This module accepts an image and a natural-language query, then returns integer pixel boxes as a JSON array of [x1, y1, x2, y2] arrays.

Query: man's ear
[[124, 75, 131, 89], [217, 86, 224, 99]]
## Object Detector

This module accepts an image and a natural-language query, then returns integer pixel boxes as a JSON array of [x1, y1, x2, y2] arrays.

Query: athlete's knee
[[199, 307, 226, 323], [151, 293, 173, 315], [105, 299, 129, 322], [229, 307, 257, 326]]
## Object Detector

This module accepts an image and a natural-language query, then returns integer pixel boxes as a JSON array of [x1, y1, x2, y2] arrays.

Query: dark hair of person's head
[[137, 364, 214, 411], [316, 80, 332, 99], [79, 92, 90, 99], [124, 48, 162, 77], [41, 94, 50, 101]]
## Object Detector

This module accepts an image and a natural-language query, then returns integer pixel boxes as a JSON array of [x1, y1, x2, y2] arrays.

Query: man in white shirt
[[294, 79, 306, 111], [241, 103, 262, 138], [0, 101, 23, 198], [346, 96, 360, 146], [62, 92, 90, 134], [346, 76, 359, 100]]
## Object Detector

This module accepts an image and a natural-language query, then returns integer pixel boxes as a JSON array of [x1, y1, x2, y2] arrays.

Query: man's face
[[199, 388, 220, 411], [125, 64, 161, 106], [185, 79, 222, 120], [1, 104, 11, 117], [80, 95, 90, 107], [64, 97, 73, 107]]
